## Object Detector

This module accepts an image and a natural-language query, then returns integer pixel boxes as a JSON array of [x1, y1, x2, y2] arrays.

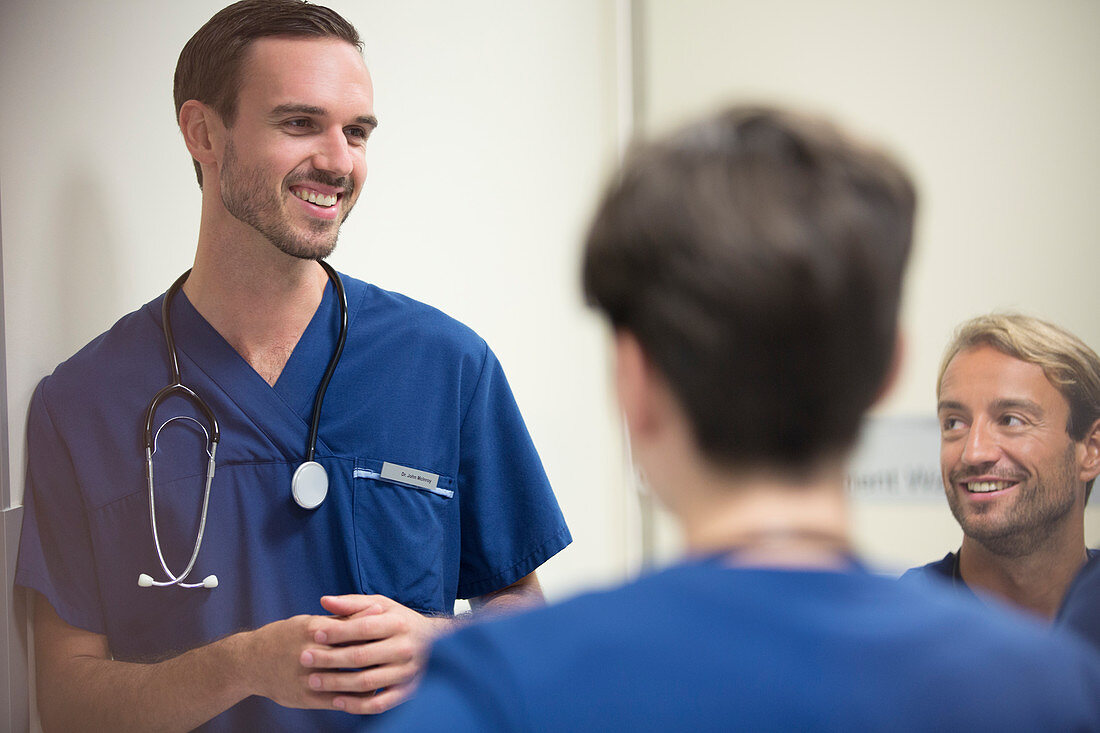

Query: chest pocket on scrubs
[[352, 460, 454, 614]]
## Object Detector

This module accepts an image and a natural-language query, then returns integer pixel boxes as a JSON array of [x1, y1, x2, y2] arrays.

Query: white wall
[[639, 0, 1100, 569]]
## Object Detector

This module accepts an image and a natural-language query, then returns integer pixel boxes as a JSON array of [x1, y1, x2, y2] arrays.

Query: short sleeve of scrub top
[[16, 379, 107, 633], [453, 345, 572, 599]]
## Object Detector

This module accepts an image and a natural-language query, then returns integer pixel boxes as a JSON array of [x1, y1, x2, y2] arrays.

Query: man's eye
[[941, 417, 963, 432], [1000, 415, 1025, 427], [345, 126, 369, 141], [287, 119, 312, 130]]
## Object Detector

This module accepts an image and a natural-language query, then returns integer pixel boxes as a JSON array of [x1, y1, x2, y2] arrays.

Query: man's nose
[[961, 419, 1001, 466], [312, 128, 354, 178]]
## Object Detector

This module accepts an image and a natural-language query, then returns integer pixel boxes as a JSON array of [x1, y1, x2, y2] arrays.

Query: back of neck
[[681, 467, 853, 570]]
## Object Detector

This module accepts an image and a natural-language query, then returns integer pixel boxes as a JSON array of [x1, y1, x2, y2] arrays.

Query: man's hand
[[237, 614, 344, 711], [298, 595, 452, 714]]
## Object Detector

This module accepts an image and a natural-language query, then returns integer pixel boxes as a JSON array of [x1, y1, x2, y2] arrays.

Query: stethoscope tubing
[[307, 260, 348, 462], [144, 425, 217, 589], [141, 264, 348, 589], [144, 270, 221, 453]]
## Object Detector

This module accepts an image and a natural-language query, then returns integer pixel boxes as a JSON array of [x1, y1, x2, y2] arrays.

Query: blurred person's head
[[583, 106, 916, 490]]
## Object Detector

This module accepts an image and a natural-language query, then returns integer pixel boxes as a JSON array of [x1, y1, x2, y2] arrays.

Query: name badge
[[381, 462, 440, 490]]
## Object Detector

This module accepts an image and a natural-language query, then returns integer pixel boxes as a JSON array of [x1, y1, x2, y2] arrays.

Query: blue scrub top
[[16, 273, 571, 729], [903, 549, 1100, 611], [1061, 556, 1100, 655], [377, 557, 1100, 731]]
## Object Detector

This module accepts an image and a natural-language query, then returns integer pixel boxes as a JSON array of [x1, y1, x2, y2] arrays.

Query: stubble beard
[[220, 139, 355, 261], [946, 444, 1080, 557]]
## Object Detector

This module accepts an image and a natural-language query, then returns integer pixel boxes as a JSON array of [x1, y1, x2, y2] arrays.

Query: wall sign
[[847, 415, 945, 503]]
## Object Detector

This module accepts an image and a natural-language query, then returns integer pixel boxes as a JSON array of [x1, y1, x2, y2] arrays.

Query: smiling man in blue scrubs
[[903, 314, 1100, 636], [14, 1, 569, 730]]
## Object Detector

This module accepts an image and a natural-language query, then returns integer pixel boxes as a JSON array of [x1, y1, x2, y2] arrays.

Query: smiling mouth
[[291, 187, 339, 208], [963, 480, 1017, 494]]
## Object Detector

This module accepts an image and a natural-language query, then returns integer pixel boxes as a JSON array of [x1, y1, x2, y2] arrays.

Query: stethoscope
[[138, 262, 348, 590]]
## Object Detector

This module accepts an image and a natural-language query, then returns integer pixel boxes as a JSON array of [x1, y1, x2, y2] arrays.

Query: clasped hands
[[249, 594, 452, 715]]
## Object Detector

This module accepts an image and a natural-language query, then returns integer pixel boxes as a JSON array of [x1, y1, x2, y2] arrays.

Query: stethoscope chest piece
[[292, 460, 329, 509]]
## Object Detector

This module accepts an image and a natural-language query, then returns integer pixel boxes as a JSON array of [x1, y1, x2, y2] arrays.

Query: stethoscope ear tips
[[137, 572, 219, 589]]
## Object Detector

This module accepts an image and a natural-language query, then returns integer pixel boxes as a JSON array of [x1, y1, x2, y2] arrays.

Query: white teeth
[[293, 188, 338, 207], [966, 481, 1012, 493]]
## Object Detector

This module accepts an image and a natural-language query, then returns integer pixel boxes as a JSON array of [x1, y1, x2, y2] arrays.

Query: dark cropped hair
[[174, 0, 362, 187], [583, 106, 916, 471]]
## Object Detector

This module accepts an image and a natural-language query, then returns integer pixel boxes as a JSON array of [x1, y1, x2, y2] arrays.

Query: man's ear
[[614, 330, 663, 443], [1076, 417, 1100, 484], [178, 100, 225, 171]]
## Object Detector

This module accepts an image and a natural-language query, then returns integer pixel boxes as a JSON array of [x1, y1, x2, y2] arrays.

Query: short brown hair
[[173, 0, 362, 187], [583, 106, 916, 471]]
